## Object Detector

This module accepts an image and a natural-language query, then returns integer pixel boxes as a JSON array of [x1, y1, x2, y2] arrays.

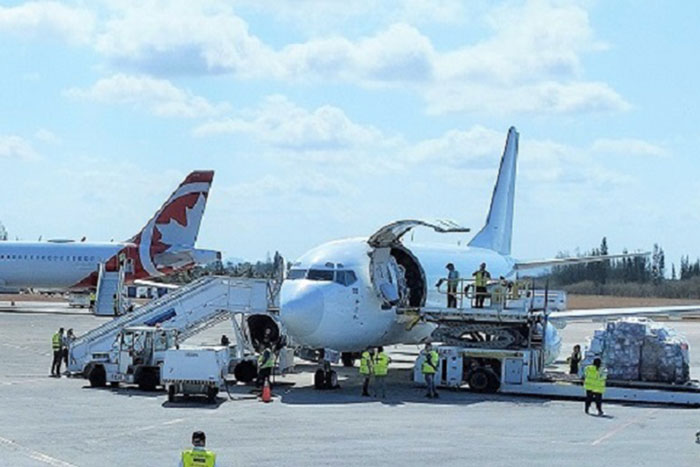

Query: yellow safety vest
[[258, 349, 275, 370], [474, 271, 488, 287], [510, 281, 520, 299], [181, 449, 216, 467], [359, 351, 372, 375], [421, 350, 439, 374], [52, 333, 62, 351], [373, 353, 390, 376], [584, 365, 606, 394]]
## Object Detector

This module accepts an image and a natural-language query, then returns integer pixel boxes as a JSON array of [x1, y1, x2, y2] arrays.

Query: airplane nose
[[280, 287, 324, 338]]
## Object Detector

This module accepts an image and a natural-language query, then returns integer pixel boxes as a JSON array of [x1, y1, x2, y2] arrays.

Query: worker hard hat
[[445, 263, 454, 269]]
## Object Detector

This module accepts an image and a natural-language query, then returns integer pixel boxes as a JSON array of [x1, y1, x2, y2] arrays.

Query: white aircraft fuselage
[[281, 237, 520, 351], [0, 242, 126, 289]]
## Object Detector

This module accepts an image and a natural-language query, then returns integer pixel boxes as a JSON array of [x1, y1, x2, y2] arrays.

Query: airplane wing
[[514, 252, 649, 271], [133, 279, 180, 290], [548, 305, 700, 324], [368, 219, 470, 248]]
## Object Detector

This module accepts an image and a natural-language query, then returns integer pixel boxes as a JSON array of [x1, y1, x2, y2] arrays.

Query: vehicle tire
[[88, 365, 106, 388], [207, 386, 218, 403], [485, 371, 500, 393], [468, 368, 491, 393], [341, 353, 356, 367], [314, 369, 325, 389], [325, 370, 338, 389], [233, 360, 257, 383], [167, 385, 176, 402], [136, 368, 158, 391], [109, 381, 120, 388]]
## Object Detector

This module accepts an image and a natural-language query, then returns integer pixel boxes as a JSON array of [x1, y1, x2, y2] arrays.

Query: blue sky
[[0, 0, 698, 271]]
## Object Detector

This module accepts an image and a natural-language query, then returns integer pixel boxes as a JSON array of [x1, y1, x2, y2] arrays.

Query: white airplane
[[279, 127, 700, 372], [0, 171, 220, 291]]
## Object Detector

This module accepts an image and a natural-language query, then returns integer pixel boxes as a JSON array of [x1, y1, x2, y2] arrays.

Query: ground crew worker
[[360, 347, 373, 397], [89, 291, 96, 311], [179, 431, 217, 467], [50, 328, 64, 377], [62, 328, 75, 371], [472, 262, 491, 308], [257, 345, 275, 387], [372, 346, 391, 399], [568, 344, 582, 375], [584, 357, 606, 416], [112, 293, 119, 315], [436, 263, 459, 308], [420, 343, 439, 398]]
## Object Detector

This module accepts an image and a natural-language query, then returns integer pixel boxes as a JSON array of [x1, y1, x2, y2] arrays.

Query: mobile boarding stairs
[[68, 276, 277, 376]]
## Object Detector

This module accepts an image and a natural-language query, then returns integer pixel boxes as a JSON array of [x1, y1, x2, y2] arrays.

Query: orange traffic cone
[[261, 379, 272, 403]]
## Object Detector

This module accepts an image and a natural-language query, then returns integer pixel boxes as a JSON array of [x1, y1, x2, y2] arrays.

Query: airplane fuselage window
[[307, 269, 334, 281], [334, 270, 358, 286], [287, 269, 308, 280]]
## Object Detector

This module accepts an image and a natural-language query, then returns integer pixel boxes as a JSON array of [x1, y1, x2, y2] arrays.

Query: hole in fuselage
[[390, 246, 426, 307]]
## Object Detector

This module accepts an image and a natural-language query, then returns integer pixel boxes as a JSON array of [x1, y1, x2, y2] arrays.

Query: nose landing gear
[[314, 361, 339, 390]]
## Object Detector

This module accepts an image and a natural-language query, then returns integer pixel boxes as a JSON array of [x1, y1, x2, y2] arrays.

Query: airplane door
[[370, 248, 401, 307]]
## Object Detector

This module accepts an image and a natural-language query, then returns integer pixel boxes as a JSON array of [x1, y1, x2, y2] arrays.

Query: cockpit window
[[287, 269, 307, 280], [335, 270, 358, 286], [307, 269, 334, 281]]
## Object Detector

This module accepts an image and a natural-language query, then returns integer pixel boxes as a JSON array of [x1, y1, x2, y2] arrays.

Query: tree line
[[548, 237, 700, 298]]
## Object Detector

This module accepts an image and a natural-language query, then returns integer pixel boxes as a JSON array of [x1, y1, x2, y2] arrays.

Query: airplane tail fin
[[128, 171, 214, 276], [468, 127, 518, 256]]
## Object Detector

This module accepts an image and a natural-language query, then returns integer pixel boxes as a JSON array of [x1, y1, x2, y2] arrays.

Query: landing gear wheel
[[341, 353, 356, 367], [325, 370, 338, 389], [314, 369, 325, 389], [167, 385, 176, 402], [468, 368, 491, 393], [88, 365, 106, 388]]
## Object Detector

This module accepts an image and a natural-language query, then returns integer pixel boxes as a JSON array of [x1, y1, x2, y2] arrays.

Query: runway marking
[[591, 409, 658, 446], [0, 436, 79, 467], [87, 418, 186, 443]]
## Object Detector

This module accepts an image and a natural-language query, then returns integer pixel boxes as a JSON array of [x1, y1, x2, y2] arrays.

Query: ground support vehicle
[[85, 326, 176, 390], [162, 346, 230, 402], [413, 346, 700, 406]]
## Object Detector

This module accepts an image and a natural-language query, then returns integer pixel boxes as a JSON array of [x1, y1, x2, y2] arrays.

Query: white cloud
[[194, 95, 385, 151], [236, 0, 469, 30], [0, 135, 39, 160], [34, 128, 61, 144], [592, 138, 669, 158], [65, 74, 229, 118], [89, 1, 624, 115], [95, 0, 274, 76], [0, 1, 95, 44], [406, 126, 504, 167]]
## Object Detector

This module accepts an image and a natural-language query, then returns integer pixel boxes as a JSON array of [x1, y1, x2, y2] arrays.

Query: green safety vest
[[373, 353, 390, 376], [584, 365, 606, 394], [474, 270, 489, 287], [52, 333, 62, 351], [421, 350, 439, 374], [181, 449, 216, 467], [359, 351, 372, 375], [258, 349, 275, 370]]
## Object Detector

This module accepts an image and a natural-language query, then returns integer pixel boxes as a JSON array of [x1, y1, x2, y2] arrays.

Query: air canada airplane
[[279, 127, 700, 372], [0, 171, 220, 291]]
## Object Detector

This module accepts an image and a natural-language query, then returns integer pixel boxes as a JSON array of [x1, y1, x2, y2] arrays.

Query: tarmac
[[0, 300, 699, 466]]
